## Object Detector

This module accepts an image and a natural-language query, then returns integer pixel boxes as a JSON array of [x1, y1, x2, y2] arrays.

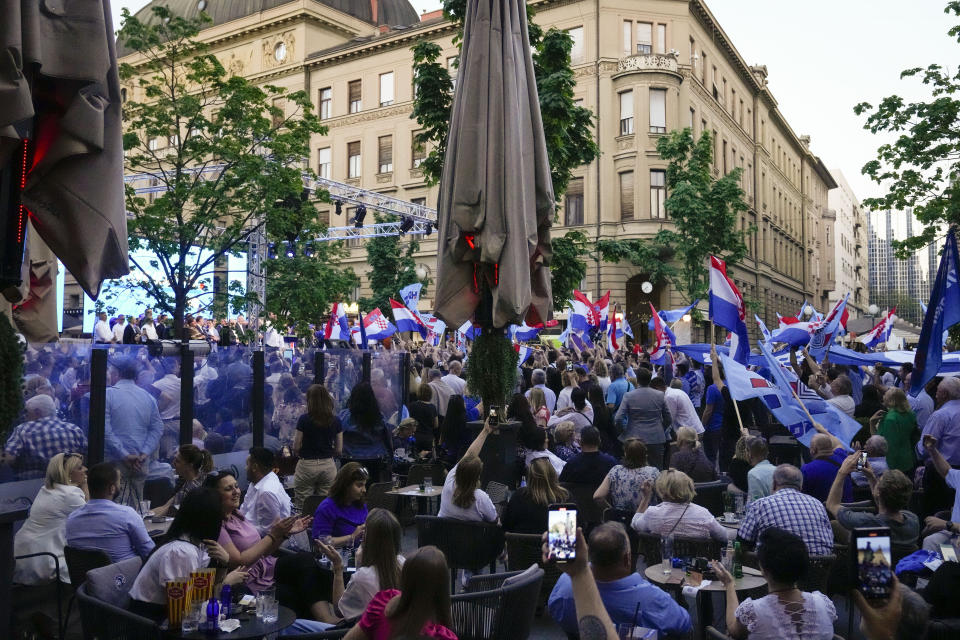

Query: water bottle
[[205, 596, 220, 633], [220, 584, 232, 618], [733, 540, 743, 579], [723, 540, 735, 571], [662, 534, 674, 574]]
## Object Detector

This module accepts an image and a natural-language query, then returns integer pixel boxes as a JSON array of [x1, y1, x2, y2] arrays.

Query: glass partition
[[370, 350, 407, 425], [320, 349, 365, 414]]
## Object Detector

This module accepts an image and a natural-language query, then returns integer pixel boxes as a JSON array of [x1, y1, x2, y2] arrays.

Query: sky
[[112, 0, 958, 203]]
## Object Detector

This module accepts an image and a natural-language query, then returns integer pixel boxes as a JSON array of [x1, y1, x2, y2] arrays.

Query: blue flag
[[912, 230, 960, 396]]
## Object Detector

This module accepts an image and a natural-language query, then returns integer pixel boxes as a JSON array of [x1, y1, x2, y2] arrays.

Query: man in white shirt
[[140, 309, 159, 342], [112, 315, 127, 343], [525, 369, 557, 412], [442, 360, 467, 395], [656, 378, 704, 434], [240, 447, 291, 536], [94, 312, 115, 343]]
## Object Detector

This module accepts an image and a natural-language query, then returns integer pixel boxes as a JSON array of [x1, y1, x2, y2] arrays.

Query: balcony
[[615, 53, 681, 79]]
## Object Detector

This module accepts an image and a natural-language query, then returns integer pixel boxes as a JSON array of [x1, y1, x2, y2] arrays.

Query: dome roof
[[118, 0, 420, 55]]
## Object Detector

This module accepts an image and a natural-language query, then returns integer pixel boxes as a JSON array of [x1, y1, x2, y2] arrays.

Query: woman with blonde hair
[[593, 359, 612, 394], [553, 421, 580, 462], [556, 369, 580, 412], [14, 453, 88, 584], [631, 469, 734, 542], [869, 387, 918, 473], [528, 387, 550, 428], [669, 427, 716, 482], [502, 457, 570, 533]]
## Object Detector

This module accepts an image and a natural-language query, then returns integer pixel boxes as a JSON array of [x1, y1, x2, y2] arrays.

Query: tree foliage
[[118, 7, 340, 336], [550, 231, 591, 310], [359, 214, 428, 314], [411, 0, 598, 205], [854, 1, 960, 258]]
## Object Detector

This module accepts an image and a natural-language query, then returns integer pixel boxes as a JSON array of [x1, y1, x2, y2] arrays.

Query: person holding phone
[[437, 419, 497, 523], [712, 527, 836, 640], [920, 435, 960, 551]]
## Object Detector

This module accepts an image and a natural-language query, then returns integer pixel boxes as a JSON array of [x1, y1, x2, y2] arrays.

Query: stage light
[[334, 200, 343, 216], [304, 242, 315, 258], [425, 222, 433, 236], [353, 205, 367, 228], [399, 216, 415, 234], [267, 242, 277, 260], [285, 241, 295, 259]]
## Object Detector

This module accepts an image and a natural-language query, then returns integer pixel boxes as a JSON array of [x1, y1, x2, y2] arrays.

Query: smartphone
[[488, 405, 500, 427], [857, 451, 868, 472], [852, 527, 893, 601], [283, 348, 293, 361], [547, 504, 578, 563], [940, 542, 958, 563]]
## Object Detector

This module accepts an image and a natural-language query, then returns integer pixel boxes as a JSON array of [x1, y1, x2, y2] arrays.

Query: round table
[[644, 564, 766, 594], [169, 605, 296, 640]]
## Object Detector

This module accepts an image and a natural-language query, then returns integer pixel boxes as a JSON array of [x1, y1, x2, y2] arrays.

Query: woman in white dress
[[712, 527, 836, 639], [14, 453, 88, 584]]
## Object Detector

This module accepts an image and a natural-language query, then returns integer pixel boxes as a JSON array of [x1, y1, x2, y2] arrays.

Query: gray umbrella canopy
[[0, 0, 129, 299], [433, 0, 554, 330]]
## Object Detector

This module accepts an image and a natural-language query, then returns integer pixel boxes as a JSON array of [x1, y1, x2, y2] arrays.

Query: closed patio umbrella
[[433, 0, 553, 330], [0, 0, 129, 300]]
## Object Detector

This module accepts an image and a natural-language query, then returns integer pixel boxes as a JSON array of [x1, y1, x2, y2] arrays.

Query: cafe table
[[164, 605, 296, 640], [144, 515, 173, 540], [386, 484, 442, 515], [645, 564, 767, 640]]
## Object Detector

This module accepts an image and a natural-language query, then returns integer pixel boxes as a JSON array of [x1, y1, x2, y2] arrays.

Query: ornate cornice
[[613, 54, 683, 82], [323, 103, 414, 128]]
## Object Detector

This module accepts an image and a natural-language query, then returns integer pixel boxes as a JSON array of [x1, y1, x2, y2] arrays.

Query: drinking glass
[[256, 587, 278, 623], [617, 623, 635, 639], [662, 535, 674, 575], [722, 491, 733, 513], [181, 600, 202, 633], [139, 500, 152, 516], [734, 494, 745, 518], [391, 473, 400, 488], [424, 476, 433, 491]]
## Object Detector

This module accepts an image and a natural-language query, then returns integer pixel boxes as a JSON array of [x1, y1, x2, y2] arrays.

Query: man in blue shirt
[[701, 378, 726, 467], [604, 364, 633, 412], [801, 431, 852, 502], [66, 462, 155, 563], [558, 427, 617, 486], [548, 522, 691, 637]]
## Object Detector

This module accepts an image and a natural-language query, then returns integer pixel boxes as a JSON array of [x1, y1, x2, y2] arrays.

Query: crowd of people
[[6, 324, 960, 640]]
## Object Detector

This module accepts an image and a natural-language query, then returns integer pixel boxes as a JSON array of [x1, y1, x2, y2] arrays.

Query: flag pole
[[713, 320, 747, 436]]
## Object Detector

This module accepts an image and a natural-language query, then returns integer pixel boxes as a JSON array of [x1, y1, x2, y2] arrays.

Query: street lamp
[[682, 314, 691, 322], [868, 304, 879, 316], [415, 265, 427, 281]]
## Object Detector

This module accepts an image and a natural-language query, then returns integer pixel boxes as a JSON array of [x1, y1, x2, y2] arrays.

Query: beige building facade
[[827, 169, 869, 318], [112, 0, 837, 341]]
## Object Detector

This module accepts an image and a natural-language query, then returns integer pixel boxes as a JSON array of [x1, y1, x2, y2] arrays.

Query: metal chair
[[451, 567, 544, 640], [365, 481, 398, 513], [75, 582, 162, 640], [63, 546, 112, 636], [602, 508, 641, 569], [407, 462, 446, 487], [672, 536, 722, 562], [692, 480, 727, 516], [13, 551, 64, 638], [485, 481, 510, 518], [505, 532, 562, 611], [302, 493, 327, 519], [798, 554, 836, 594], [415, 515, 505, 591], [635, 531, 665, 566]]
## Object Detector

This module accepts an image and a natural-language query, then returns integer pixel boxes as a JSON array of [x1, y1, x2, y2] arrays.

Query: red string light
[[17, 139, 29, 243]]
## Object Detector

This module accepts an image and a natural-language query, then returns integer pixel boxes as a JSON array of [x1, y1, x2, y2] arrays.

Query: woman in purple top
[[311, 462, 369, 545], [205, 470, 311, 594]]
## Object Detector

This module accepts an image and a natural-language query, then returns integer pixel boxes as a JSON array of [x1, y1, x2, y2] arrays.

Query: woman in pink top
[[344, 545, 457, 640], [630, 469, 734, 543]]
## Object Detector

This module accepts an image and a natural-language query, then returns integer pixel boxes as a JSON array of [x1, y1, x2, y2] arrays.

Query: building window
[[649, 88, 666, 134], [636, 22, 652, 54], [148, 137, 159, 151], [722, 78, 727, 107], [619, 171, 634, 221], [700, 51, 707, 83], [318, 87, 332, 119], [412, 133, 426, 168], [689, 107, 695, 129], [568, 26, 585, 64], [619, 91, 634, 135], [379, 72, 394, 107], [650, 170, 666, 219], [447, 56, 459, 89], [378, 135, 393, 173], [655, 24, 666, 54], [347, 141, 361, 178], [623, 21, 632, 56], [272, 98, 285, 127], [168, 133, 179, 147], [411, 197, 426, 207], [712, 66, 718, 101], [565, 178, 584, 226], [348, 80, 362, 113], [317, 147, 331, 179]]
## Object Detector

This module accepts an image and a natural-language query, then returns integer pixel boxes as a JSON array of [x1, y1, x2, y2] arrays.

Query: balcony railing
[[617, 53, 680, 75]]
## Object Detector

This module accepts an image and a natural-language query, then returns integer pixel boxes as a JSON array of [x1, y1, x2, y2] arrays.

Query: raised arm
[[825, 451, 860, 518], [709, 345, 724, 390], [462, 418, 495, 462], [923, 436, 952, 479]]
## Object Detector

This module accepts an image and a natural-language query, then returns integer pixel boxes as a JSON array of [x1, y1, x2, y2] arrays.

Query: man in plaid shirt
[[3, 394, 86, 479], [736, 464, 834, 556]]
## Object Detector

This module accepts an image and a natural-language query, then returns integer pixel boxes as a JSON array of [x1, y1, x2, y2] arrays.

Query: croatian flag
[[457, 320, 480, 340], [755, 314, 773, 343], [594, 291, 611, 332], [708, 256, 750, 363], [859, 307, 897, 350], [649, 303, 675, 365], [363, 308, 396, 341], [324, 302, 350, 340], [399, 283, 423, 313], [770, 320, 816, 347], [569, 290, 605, 331], [647, 300, 699, 330], [606, 313, 620, 352], [912, 230, 960, 396], [807, 293, 849, 360], [516, 344, 534, 367], [390, 298, 429, 337], [424, 316, 446, 346], [513, 321, 543, 342]]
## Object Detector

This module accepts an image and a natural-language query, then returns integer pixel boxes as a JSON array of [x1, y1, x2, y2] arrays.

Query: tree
[[358, 214, 428, 314], [597, 129, 752, 305], [854, 1, 960, 258], [550, 230, 591, 310], [118, 7, 337, 336]]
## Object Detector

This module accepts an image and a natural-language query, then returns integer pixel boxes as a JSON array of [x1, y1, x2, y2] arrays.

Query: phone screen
[[854, 528, 893, 600], [547, 505, 577, 562], [283, 348, 293, 361], [857, 451, 868, 471]]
